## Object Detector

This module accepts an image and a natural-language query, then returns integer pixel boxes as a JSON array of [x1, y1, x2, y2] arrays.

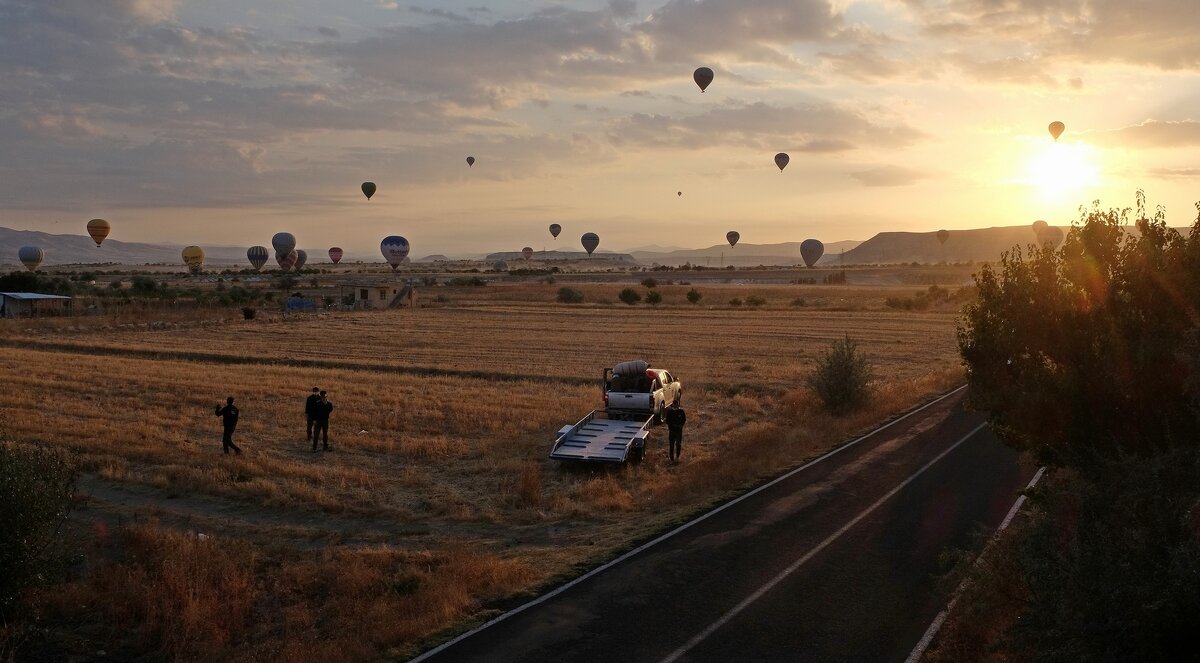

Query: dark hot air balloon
[[1038, 226, 1064, 249], [87, 219, 111, 246], [937, 229, 949, 245], [247, 246, 269, 270], [381, 235, 410, 270], [581, 232, 599, 255], [294, 249, 308, 271], [1048, 121, 1065, 141], [522, 247, 533, 260], [18, 246, 44, 272], [549, 223, 562, 239], [693, 67, 714, 92], [361, 181, 376, 200], [271, 232, 296, 256], [726, 231, 740, 247], [1032, 220, 1049, 234], [677, 191, 682, 197], [774, 153, 790, 172], [328, 247, 343, 264], [800, 239, 824, 268], [466, 156, 475, 167], [493, 260, 508, 271]]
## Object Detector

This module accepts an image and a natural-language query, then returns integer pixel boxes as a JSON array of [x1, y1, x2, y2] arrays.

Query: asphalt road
[[414, 390, 1034, 663]]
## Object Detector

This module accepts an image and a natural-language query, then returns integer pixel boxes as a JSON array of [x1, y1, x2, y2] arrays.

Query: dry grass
[[0, 282, 968, 660]]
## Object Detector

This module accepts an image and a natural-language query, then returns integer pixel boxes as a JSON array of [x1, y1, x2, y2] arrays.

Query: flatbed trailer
[[549, 409, 653, 464]]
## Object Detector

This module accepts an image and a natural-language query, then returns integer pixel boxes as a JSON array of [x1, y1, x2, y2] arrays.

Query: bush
[[729, 297, 743, 307], [556, 287, 584, 304], [791, 297, 806, 307], [641, 278, 658, 288], [448, 277, 487, 287], [686, 288, 702, 304], [645, 291, 662, 305], [0, 436, 76, 617], [745, 295, 766, 307], [806, 335, 872, 415], [618, 288, 642, 305]]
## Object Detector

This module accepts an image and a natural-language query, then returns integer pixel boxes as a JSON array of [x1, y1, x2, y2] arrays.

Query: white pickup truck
[[602, 360, 682, 423]]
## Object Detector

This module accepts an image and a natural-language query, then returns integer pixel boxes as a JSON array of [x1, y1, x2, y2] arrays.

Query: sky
[[3, 0, 1200, 257]]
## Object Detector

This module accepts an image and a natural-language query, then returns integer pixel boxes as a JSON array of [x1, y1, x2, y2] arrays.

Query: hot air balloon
[[361, 181, 376, 200], [693, 67, 714, 93], [800, 239, 824, 268], [727, 231, 740, 247], [294, 249, 308, 271], [182, 246, 205, 273], [774, 153, 790, 172], [494, 260, 509, 271], [86, 219, 111, 246], [522, 247, 533, 260], [677, 191, 682, 197], [247, 246, 269, 270], [381, 235, 410, 270], [581, 232, 599, 256], [276, 250, 298, 271], [271, 232, 296, 256], [549, 223, 562, 239], [328, 247, 344, 264], [1032, 220, 1049, 234], [1048, 121, 1065, 141], [1037, 226, 1064, 249], [18, 246, 44, 272], [466, 156, 475, 167], [937, 229, 949, 246]]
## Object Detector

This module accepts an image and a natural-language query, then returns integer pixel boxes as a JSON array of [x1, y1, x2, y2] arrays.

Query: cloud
[[820, 46, 908, 81], [607, 101, 925, 151], [1147, 167, 1200, 179], [409, 6, 470, 22], [1088, 120, 1200, 148], [849, 165, 927, 187], [318, 26, 340, 38]]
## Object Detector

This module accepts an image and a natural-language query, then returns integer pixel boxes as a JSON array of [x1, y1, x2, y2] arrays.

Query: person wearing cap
[[215, 396, 242, 455], [305, 387, 321, 444], [312, 390, 334, 451]]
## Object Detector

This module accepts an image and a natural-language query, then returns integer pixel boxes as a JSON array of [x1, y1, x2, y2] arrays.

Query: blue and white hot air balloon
[[381, 236, 410, 271]]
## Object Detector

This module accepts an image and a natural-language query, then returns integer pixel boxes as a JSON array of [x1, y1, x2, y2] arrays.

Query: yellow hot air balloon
[[182, 245, 206, 273], [87, 218, 111, 246], [1048, 121, 1065, 141]]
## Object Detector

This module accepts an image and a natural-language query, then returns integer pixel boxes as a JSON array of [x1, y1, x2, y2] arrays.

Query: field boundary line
[[409, 383, 967, 662], [905, 465, 1047, 663], [661, 422, 987, 663], [0, 338, 597, 385]]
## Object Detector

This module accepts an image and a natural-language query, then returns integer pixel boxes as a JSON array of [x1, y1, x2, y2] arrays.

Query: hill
[[0, 227, 270, 267], [842, 226, 1062, 264], [485, 250, 637, 263], [631, 240, 862, 267]]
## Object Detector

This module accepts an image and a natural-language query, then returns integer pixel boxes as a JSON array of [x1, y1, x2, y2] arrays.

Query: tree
[[641, 277, 658, 288], [646, 290, 662, 305], [557, 287, 584, 303], [806, 334, 872, 415], [618, 288, 641, 305], [686, 288, 702, 304], [0, 424, 76, 617], [959, 193, 1200, 470]]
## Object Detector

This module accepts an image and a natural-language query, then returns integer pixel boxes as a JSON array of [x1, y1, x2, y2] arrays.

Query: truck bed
[[550, 410, 652, 463]]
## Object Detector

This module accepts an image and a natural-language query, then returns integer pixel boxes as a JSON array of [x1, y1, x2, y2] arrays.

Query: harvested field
[[0, 287, 965, 660]]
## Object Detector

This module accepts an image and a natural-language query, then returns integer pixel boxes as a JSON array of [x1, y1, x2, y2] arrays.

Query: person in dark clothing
[[312, 390, 334, 451], [305, 386, 321, 443], [664, 401, 686, 463], [215, 396, 242, 455]]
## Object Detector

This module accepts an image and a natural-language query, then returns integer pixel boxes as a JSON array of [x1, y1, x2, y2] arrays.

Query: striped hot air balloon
[[276, 250, 297, 271], [247, 246, 269, 270], [87, 219, 111, 246], [294, 249, 308, 271], [18, 246, 44, 271], [182, 246, 205, 273]]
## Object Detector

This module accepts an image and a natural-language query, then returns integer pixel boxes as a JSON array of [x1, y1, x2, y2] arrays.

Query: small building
[[0, 292, 72, 318], [354, 283, 415, 309]]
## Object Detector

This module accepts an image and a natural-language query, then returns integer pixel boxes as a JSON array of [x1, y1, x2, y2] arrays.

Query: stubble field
[[1, 281, 966, 660]]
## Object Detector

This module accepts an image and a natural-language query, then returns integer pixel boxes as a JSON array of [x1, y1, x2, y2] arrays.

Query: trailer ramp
[[550, 410, 651, 463]]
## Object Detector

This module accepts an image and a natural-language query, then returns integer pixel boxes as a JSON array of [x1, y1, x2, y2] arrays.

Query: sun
[[1020, 141, 1102, 201]]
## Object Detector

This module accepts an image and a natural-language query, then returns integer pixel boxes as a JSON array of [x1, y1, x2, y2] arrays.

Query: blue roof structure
[[0, 292, 72, 300]]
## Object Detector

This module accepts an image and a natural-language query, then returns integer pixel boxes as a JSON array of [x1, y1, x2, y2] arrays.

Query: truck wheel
[[629, 446, 644, 464], [653, 403, 663, 425]]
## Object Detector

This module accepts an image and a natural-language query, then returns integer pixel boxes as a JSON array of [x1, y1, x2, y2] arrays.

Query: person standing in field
[[215, 396, 242, 455], [664, 401, 686, 463], [312, 390, 334, 452], [305, 386, 320, 444]]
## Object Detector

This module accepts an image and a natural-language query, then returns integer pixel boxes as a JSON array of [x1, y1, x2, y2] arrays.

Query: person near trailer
[[664, 401, 686, 463], [312, 390, 334, 452], [305, 386, 321, 443], [215, 396, 242, 455]]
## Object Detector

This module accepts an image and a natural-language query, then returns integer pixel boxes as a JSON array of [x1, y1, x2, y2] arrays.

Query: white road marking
[[904, 466, 1046, 663], [660, 422, 988, 663], [409, 385, 966, 663]]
